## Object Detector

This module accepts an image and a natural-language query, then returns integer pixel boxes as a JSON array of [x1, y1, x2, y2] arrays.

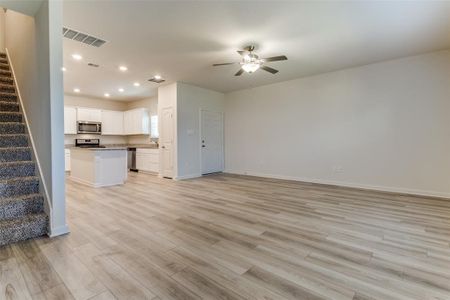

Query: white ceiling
[[62, 0, 450, 101], [0, 0, 43, 16]]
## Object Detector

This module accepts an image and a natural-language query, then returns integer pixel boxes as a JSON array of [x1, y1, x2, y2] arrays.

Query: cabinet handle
[[161, 146, 166, 149]]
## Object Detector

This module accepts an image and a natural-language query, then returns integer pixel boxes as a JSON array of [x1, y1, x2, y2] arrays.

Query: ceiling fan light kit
[[213, 45, 287, 76]]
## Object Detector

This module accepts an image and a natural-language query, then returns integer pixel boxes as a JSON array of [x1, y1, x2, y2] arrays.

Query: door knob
[[161, 146, 166, 149], [202, 145, 205, 148]]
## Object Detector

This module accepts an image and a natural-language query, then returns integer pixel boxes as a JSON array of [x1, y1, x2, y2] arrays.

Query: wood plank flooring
[[1, 172, 450, 299]]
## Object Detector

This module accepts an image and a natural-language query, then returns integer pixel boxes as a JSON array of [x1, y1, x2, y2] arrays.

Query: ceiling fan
[[213, 45, 287, 76]]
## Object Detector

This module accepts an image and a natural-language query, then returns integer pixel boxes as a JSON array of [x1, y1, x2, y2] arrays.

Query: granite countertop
[[70, 146, 128, 151]]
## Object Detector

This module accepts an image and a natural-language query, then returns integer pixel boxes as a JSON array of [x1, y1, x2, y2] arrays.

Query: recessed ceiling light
[[104, 93, 110, 97], [61, 67, 66, 72], [118, 88, 124, 92], [72, 54, 82, 60], [73, 88, 80, 93], [154, 75, 162, 80], [133, 82, 140, 87], [119, 66, 128, 71]]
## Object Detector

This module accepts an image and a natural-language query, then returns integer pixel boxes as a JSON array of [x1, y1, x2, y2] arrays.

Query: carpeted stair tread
[[0, 193, 44, 220], [0, 161, 35, 179], [0, 77, 13, 85], [0, 134, 28, 147], [0, 70, 11, 77], [0, 213, 47, 246], [0, 101, 19, 112], [0, 94, 17, 103], [0, 147, 32, 162], [0, 84, 15, 93], [0, 63, 10, 71], [0, 112, 22, 122], [0, 122, 25, 134], [0, 176, 40, 198]]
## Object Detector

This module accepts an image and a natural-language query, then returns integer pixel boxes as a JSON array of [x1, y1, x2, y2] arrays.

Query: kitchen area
[[64, 94, 159, 187]]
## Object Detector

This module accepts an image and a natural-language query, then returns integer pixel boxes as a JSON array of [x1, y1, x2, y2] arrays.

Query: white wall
[[0, 8, 5, 51], [5, 1, 68, 236], [225, 50, 450, 198], [177, 82, 225, 178], [65, 94, 128, 111]]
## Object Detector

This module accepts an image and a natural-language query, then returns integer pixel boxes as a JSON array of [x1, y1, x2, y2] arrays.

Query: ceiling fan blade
[[213, 62, 236, 66], [235, 69, 244, 76], [237, 50, 246, 56], [261, 65, 279, 74], [262, 55, 288, 62]]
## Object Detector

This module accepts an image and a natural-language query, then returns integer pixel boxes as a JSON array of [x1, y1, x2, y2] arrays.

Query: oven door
[[77, 122, 102, 134]]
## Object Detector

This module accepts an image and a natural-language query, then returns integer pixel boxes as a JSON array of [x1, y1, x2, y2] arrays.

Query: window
[[150, 115, 159, 138]]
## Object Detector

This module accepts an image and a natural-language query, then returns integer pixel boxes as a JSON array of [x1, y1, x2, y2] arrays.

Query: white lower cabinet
[[65, 149, 71, 172], [136, 148, 159, 173]]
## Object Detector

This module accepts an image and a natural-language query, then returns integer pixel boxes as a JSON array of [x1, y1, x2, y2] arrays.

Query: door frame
[[199, 109, 224, 175]]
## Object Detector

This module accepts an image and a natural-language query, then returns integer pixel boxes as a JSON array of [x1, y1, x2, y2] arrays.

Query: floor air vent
[[63, 27, 106, 47]]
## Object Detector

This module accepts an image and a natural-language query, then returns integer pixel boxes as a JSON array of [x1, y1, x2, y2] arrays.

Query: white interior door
[[201, 110, 224, 175], [160, 107, 174, 178]]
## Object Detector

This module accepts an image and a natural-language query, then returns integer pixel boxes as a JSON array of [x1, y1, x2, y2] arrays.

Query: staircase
[[0, 52, 48, 246]]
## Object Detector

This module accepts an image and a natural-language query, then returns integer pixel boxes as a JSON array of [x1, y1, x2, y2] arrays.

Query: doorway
[[160, 107, 174, 178], [200, 110, 224, 175]]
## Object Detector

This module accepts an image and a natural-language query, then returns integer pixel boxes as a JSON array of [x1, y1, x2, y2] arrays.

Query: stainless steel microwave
[[77, 121, 102, 134]]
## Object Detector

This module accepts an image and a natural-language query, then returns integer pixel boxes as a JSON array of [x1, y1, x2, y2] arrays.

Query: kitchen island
[[70, 147, 128, 187]]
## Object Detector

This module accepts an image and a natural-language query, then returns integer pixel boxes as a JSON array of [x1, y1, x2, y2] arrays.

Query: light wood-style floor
[[1, 172, 450, 300]]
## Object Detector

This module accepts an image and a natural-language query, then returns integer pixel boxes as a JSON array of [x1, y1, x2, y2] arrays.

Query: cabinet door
[[136, 153, 151, 171], [90, 109, 102, 122], [123, 108, 149, 135], [137, 108, 150, 134], [64, 107, 77, 134], [123, 111, 131, 134], [102, 110, 124, 135], [77, 108, 102, 122]]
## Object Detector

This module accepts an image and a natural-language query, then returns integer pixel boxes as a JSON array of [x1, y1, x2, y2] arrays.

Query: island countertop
[[70, 147, 128, 151], [65, 144, 158, 150]]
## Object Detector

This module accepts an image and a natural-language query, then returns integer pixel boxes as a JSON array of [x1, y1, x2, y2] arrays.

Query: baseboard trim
[[174, 173, 202, 180], [49, 224, 70, 237], [225, 170, 450, 199]]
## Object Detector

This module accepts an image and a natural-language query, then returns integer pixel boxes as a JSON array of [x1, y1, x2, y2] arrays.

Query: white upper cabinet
[[124, 108, 150, 135], [101, 110, 124, 135], [63, 106, 151, 136], [64, 107, 77, 134], [77, 108, 102, 122]]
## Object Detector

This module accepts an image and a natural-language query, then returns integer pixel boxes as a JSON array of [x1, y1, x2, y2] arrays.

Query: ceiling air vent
[[62, 27, 107, 47], [148, 76, 165, 84]]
